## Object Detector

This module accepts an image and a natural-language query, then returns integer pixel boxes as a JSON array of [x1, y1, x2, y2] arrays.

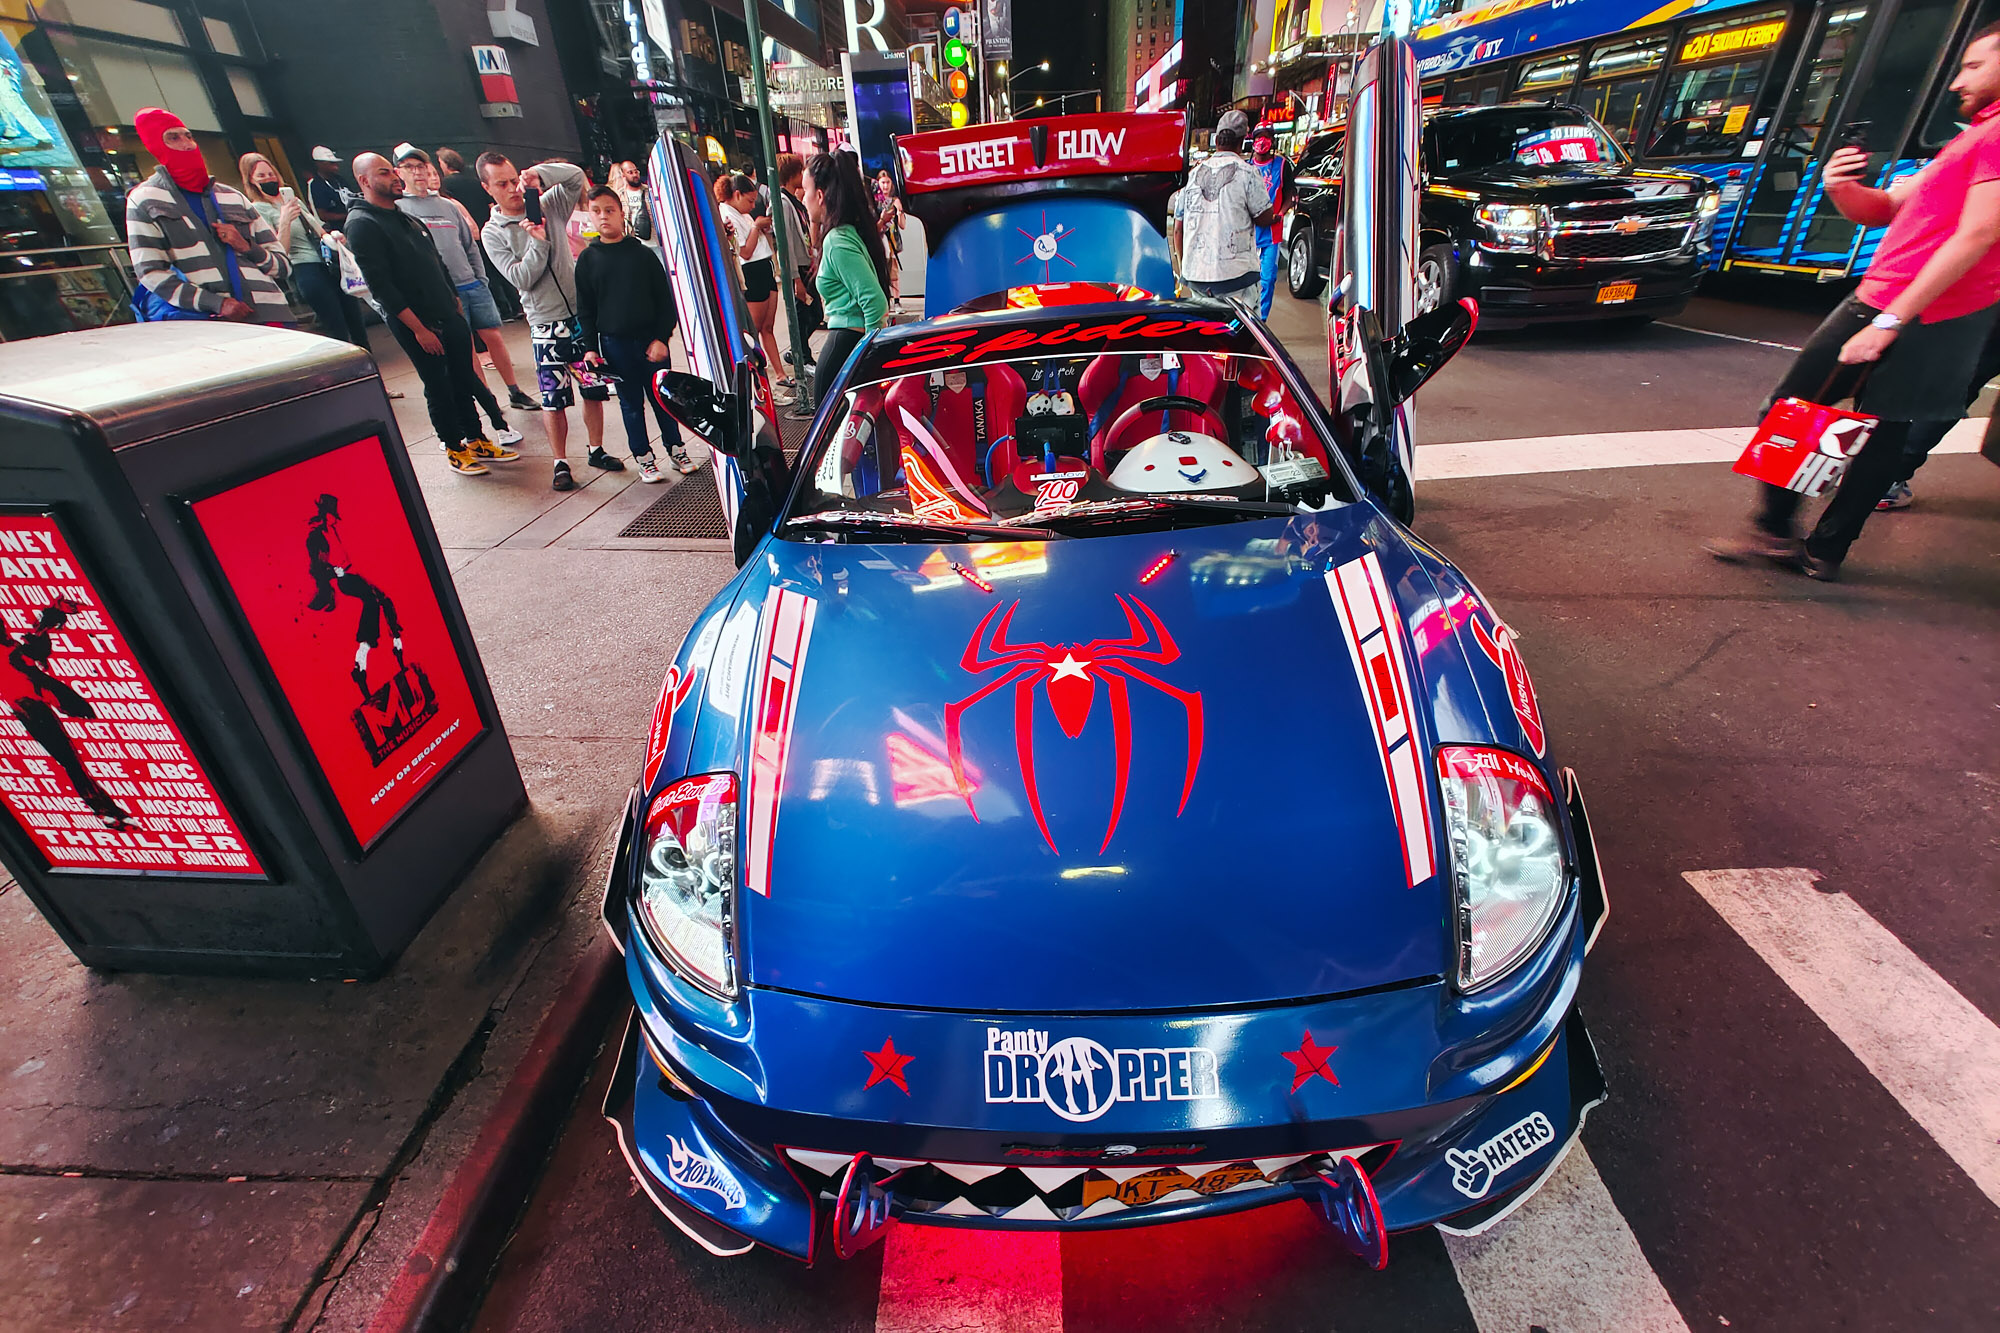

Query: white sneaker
[[636, 454, 665, 483], [492, 425, 523, 446], [669, 446, 699, 475], [770, 384, 795, 405]]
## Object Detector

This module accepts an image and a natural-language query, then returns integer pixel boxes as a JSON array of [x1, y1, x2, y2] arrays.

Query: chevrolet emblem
[[1613, 215, 1647, 234]]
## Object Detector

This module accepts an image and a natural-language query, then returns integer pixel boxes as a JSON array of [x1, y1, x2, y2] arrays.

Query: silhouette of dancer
[[1, 598, 130, 829], [305, 494, 405, 699]]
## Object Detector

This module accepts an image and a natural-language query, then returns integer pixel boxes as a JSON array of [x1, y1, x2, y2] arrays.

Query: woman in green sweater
[[802, 153, 891, 404]]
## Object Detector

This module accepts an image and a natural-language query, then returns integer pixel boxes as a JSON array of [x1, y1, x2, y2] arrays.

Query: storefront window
[[201, 16, 240, 56], [37, 0, 184, 45]]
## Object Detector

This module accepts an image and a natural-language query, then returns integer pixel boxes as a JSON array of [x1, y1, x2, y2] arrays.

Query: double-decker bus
[[1407, 0, 2000, 280]]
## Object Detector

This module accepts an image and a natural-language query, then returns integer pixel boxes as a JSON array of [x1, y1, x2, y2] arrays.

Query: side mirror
[[1385, 298, 1477, 405], [652, 370, 735, 453]]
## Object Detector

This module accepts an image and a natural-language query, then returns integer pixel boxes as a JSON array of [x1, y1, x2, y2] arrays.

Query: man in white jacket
[[476, 152, 618, 492]]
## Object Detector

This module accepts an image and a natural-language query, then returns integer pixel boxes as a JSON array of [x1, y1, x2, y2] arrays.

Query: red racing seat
[[1079, 353, 1228, 462], [885, 364, 1029, 488]]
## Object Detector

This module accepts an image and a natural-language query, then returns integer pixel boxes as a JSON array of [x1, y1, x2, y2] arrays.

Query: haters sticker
[[192, 437, 482, 848], [0, 516, 261, 876]]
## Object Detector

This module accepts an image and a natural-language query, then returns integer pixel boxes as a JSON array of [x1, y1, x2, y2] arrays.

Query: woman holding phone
[[720, 172, 792, 404], [238, 151, 366, 346], [802, 153, 890, 404]]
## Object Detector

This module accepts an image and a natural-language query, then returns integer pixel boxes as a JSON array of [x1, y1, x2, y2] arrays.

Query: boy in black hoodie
[[577, 187, 692, 482]]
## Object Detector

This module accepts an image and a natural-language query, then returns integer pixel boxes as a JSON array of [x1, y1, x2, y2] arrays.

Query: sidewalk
[[0, 320, 739, 1332]]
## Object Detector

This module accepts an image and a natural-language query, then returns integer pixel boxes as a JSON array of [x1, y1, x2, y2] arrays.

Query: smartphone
[[524, 186, 543, 226], [1836, 121, 1871, 152]]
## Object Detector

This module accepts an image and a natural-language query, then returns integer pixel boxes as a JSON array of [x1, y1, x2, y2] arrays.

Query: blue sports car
[[604, 109, 1606, 1270]]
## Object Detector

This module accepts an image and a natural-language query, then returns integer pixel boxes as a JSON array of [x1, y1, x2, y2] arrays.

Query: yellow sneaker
[[445, 444, 489, 476], [466, 436, 520, 462]]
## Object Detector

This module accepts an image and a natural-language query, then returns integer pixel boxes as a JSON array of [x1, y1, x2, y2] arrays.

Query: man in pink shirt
[[1711, 24, 2000, 579]]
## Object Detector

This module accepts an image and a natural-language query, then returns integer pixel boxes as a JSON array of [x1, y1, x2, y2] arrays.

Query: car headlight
[[1438, 746, 1567, 991], [1694, 190, 1721, 243], [1476, 202, 1540, 252], [634, 772, 740, 999]]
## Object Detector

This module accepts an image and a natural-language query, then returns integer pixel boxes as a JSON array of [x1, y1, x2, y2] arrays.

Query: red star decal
[[1282, 1030, 1339, 1092], [862, 1037, 914, 1094]]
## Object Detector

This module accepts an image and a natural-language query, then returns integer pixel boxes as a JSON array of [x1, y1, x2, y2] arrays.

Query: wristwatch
[[1869, 310, 1905, 331]]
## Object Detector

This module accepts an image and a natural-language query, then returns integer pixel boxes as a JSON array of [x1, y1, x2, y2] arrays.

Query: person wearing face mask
[[1249, 127, 1293, 321], [239, 151, 368, 346], [126, 108, 291, 322]]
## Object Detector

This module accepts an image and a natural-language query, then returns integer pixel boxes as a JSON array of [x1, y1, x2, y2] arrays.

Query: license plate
[[1596, 282, 1638, 304]]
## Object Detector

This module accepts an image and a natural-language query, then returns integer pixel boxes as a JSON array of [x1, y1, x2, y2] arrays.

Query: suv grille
[[1546, 225, 1694, 261], [1557, 196, 1693, 222], [1542, 201, 1697, 263]]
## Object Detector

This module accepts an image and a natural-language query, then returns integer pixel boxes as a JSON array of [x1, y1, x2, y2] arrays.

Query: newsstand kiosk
[[0, 323, 525, 977]]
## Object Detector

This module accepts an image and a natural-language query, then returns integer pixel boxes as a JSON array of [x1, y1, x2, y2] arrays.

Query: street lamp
[[1006, 60, 1050, 88]]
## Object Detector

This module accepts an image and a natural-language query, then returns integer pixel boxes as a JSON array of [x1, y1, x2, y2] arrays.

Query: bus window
[[1918, 0, 2000, 148], [1733, 4, 1873, 257], [1583, 35, 1668, 148], [1450, 66, 1511, 106], [1645, 9, 1787, 159], [1515, 51, 1581, 100]]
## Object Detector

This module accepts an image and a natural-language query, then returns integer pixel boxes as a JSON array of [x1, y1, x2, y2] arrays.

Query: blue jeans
[[1258, 243, 1280, 320], [598, 333, 684, 460]]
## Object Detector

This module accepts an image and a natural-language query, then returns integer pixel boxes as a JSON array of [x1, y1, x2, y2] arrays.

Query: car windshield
[[787, 349, 1354, 541], [1430, 109, 1627, 174]]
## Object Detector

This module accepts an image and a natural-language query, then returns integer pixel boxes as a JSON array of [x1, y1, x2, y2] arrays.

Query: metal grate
[[618, 470, 729, 539]]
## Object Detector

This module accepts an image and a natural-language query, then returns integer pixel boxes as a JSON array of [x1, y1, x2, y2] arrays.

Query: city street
[[457, 282, 2000, 1332]]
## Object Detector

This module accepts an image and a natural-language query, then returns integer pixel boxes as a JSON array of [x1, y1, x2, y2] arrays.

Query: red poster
[[0, 516, 262, 876], [192, 437, 482, 847]]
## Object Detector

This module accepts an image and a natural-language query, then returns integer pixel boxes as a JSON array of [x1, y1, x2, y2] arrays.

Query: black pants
[[1895, 316, 2000, 477], [389, 309, 483, 449], [1755, 300, 1917, 565], [295, 260, 369, 348], [815, 326, 866, 404], [599, 333, 683, 459]]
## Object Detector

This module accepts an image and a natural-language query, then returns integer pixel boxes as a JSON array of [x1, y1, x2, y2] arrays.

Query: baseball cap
[[310, 145, 340, 163], [1216, 109, 1252, 138], [392, 142, 429, 166]]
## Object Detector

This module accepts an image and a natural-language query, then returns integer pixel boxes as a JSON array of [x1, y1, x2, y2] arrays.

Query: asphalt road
[[462, 280, 2000, 1333]]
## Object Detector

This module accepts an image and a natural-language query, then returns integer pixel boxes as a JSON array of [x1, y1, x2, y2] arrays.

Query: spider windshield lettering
[[787, 351, 1354, 538]]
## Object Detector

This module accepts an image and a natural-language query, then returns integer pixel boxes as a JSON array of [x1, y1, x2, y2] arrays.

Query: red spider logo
[[945, 594, 1203, 855]]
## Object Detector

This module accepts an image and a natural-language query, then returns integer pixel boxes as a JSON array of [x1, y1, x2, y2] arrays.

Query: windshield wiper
[[1004, 496, 1299, 529], [783, 511, 1057, 542]]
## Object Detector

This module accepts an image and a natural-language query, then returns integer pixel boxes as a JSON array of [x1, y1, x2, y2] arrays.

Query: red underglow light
[[1138, 550, 1178, 585], [955, 563, 995, 593]]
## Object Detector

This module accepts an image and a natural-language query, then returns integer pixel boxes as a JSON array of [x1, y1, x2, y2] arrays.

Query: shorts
[[742, 257, 776, 303], [530, 318, 613, 410], [456, 278, 502, 331]]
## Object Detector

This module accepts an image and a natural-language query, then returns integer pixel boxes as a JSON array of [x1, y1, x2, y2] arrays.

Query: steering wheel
[[1096, 394, 1232, 471]]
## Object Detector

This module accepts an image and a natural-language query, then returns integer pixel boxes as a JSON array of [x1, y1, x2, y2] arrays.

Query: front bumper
[[1461, 248, 1704, 328], [603, 774, 1610, 1263]]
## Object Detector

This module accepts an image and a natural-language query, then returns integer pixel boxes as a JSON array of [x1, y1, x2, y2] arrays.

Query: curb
[[365, 934, 626, 1333]]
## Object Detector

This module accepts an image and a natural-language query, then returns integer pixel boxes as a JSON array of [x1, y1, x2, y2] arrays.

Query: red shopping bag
[[1733, 396, 1877, 496]]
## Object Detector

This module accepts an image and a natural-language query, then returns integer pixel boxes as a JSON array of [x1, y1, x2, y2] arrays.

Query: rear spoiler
[[893, 113, 1188, 315]]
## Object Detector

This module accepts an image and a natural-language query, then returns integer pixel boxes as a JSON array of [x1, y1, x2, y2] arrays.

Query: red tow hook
[[831, 1153, 904, 1259], [1307, 1154, 1389, 1270]]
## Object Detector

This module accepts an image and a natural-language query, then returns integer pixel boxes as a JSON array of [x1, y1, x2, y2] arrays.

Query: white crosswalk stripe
[[1684, 867, 2000, 1210], [1415, 417, 1988, 480], [875, 1226, 1063, 1333], [1442, 1145, 1690, 1333]]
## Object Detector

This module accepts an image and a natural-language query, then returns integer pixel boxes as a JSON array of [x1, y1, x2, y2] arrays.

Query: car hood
[[716, 507, 1455, 1012], [1438, 163, 1705, 205]]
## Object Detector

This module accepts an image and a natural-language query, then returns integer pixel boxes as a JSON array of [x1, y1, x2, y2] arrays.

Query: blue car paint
[[611, 288, 1603, 1258]]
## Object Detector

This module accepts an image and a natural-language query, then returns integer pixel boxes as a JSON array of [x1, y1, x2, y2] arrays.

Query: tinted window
[[1515, 52, 1580, 96], [1584, 36, 1669, 147], [1646, 9, 1787, 158], [1430, 108, 1626, 174]]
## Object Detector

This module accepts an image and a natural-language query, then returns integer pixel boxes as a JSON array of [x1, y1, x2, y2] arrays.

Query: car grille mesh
[[1557, 197, 1693, 222], [781, 1144, 1395, 1223], [1546, 226, 1694, 261]]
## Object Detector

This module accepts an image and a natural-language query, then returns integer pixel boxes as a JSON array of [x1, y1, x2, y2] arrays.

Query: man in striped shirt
[[124, 107, 291, 322]]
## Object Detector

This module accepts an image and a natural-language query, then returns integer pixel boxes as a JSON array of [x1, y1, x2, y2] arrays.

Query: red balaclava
[[135, 107, 210, 192]]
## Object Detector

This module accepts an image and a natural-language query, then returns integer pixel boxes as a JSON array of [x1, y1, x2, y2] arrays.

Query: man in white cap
[[1179, 110, 1278, 305], [308, 145, 356, 230]]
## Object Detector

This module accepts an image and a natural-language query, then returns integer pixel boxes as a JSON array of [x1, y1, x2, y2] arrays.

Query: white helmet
[[1108, 428, 1253, 493]]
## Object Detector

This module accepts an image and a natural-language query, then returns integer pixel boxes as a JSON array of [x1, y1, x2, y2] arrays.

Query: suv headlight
[[1476, 202, 1541, 253], [634, 772, 740, 998], [1694, 189, 1721, 243], [1438, 746, 1567, 991]]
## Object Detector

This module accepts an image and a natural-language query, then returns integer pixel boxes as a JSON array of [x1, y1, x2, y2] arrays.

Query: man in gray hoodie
[[476, 151, 618, 492]]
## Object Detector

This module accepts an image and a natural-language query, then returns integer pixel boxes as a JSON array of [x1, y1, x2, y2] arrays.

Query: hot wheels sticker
[[641, 664, 698, 791], [663, 1134, 747, 1210], [1468, 613, 1545, 757], [983, 1027, 1221, 1123]]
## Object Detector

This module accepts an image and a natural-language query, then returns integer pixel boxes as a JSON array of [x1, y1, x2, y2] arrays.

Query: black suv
[[1286, 103, 1720, 328]]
